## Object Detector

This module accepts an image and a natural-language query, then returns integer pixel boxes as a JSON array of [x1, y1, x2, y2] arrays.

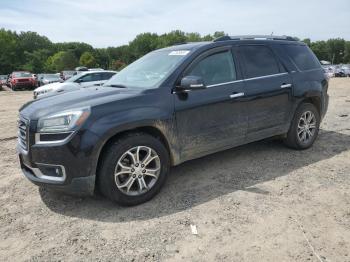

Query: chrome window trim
[[206, 79, 244, 88], [206, 72, 288, 88], [243, 72, 288, 81]]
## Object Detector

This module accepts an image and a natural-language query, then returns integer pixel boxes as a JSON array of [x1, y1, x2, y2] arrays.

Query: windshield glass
[[104, 49, 191, 89], [13, 72, 32, 78]]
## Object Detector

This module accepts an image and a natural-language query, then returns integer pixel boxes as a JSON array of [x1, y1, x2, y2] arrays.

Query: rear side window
[[79, 73, 101, 82], [240, 46, 280, 78], [187, 51, 236, 86], [101, 72, 115, 80], [285, 45, 321, 71]]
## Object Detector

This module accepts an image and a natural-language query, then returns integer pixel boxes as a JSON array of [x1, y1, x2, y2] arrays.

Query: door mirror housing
[[76, 78, 83, 83], [178, 76, 206, 91]]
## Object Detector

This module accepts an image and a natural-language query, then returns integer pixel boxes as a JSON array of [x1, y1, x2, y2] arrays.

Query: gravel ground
[[0, 79, 349, 262]]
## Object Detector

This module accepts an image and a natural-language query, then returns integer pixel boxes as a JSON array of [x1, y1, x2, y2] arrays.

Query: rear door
[[238, 44, 293, 140]]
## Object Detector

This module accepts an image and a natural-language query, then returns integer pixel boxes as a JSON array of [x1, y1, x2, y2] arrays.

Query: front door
[[174, 47, 247, 161]]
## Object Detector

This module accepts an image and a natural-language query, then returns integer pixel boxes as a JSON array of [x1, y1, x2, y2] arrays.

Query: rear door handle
[[280, 83, 292, 89], [229, 92, 245, 99]]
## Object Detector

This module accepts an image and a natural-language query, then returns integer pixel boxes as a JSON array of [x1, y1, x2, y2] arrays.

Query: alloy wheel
[[297, 111, 317, 144], [114, 146, 161, 196]]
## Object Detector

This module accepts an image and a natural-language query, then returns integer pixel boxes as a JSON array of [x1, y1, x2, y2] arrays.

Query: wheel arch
[[94, 125, 178, 182], [300, 96, 321, 115]]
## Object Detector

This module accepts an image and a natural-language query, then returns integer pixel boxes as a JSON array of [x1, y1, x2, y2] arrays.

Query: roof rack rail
[[214, 35, 298, 42]]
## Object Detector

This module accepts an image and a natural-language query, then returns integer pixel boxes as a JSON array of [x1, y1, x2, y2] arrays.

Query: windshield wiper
[[103, 84, 127, 88]]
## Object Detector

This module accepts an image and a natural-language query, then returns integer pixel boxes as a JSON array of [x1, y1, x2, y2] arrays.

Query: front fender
[[88, 106, 180, 176]]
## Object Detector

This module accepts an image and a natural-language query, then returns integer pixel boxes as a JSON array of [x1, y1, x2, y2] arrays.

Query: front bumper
[[19, 156, 95, 196], [17, 128, 101, 196]]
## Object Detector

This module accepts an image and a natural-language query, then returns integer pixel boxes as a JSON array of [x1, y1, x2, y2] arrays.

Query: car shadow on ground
[[39, 129, 350, 222]]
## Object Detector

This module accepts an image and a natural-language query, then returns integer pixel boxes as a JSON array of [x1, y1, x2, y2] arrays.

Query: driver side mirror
[[76, 78, 83, 83], [178, 76, 206, 91]]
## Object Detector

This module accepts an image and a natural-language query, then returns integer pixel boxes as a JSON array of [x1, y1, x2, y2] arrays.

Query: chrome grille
[[18, 118, 28, 151]]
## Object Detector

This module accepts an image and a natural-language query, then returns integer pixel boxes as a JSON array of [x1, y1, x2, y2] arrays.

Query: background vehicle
[[89, 68, 104, 71], [60, 70, 75, 81], [37, 74, 62, 86], [33, 70, 116, 99], [322, 66, 335, 78], [75, 66, 88, 72], [8, 71, 37, 90], [19, 36, 329, 206], [0, 75, 7, 86], [341, 65, 350, 76]]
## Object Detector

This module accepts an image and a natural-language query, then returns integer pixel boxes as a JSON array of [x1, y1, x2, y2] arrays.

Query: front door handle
[[280, 83, 292, 89], [230, 92, 245, 99]]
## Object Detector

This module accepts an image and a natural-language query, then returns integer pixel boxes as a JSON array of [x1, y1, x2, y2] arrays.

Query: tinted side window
[[187, 51, 236, 86], [285, 45, 321, 71], [79, 73, 101, 82], [101, 72, 115, 80], [241, 46, 280, 78]]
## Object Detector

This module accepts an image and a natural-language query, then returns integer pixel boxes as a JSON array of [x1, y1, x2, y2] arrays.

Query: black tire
[[284, 103, 320, 150], [97, 132, 170, 206]]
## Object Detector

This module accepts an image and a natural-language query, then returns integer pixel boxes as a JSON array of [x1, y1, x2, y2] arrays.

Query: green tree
[[79, 51, 97, 68], [22, 49, 51, 73], [0, 29, 18, 74], [302, 38, 311, 46], [344, 42, 350, 63], [327, 38, 346, 64], [129, 33, 159, 61], [46, 51, 78, 72], [310, 41, 329, 61], [213, 31, 225, 39], [157, 30, 187, 48]]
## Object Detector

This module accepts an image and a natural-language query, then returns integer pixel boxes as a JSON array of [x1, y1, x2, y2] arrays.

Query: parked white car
[[33, 70, 117, 99]]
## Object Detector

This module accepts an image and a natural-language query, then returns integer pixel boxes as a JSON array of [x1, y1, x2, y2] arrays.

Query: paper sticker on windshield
[[169, 50, 190, 56]]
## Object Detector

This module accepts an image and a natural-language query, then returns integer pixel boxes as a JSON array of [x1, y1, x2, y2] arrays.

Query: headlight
[[37, 107, 90, 133]]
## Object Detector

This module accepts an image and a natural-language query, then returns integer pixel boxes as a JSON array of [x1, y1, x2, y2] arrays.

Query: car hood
[[34, 82, 77, 92], [20, 86, 144, 120]]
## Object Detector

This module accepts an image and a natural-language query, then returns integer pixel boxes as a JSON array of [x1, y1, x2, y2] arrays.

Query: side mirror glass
[[179, 76, 206, 91]]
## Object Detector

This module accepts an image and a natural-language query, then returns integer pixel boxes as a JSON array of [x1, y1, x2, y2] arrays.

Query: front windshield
[[104, 49, 191, 89], [14, 72, 32, 78]]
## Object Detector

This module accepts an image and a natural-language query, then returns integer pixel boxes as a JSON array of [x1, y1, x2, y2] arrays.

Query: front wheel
[[284, 103, 320, 149], [97, 132, 170, 206]]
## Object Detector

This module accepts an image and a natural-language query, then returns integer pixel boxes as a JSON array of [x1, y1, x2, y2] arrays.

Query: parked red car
[[9, 71, 37, 90]]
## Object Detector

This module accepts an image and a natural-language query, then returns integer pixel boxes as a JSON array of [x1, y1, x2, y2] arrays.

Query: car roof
[[79, 70, 117, 75], [157, 35, 304, 53]]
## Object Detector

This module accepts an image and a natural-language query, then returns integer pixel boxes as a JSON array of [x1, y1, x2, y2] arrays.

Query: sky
[[0, 0, 349, 48]]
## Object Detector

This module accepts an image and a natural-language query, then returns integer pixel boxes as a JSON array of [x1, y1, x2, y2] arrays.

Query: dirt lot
[[0, 79, 349, 262]]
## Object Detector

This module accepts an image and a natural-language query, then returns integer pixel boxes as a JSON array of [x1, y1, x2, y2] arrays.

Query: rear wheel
[[98, 132, 170, 206], [284, 103, 320, 149]]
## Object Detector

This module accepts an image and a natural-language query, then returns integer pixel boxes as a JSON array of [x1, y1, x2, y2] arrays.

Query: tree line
[[0, 28, 349, 75]]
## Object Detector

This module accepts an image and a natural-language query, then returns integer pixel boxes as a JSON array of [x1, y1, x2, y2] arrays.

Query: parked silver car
[[33, 70, 117, 99]]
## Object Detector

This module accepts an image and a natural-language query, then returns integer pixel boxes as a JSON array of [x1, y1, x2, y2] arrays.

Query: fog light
[[37, 164, 65, 178]]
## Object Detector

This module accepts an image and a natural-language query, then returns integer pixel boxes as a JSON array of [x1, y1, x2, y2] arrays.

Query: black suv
[[18, 35, 329, 205]]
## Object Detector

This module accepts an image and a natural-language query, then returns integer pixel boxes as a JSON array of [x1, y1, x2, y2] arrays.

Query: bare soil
[[0, 79, 349, 262]]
